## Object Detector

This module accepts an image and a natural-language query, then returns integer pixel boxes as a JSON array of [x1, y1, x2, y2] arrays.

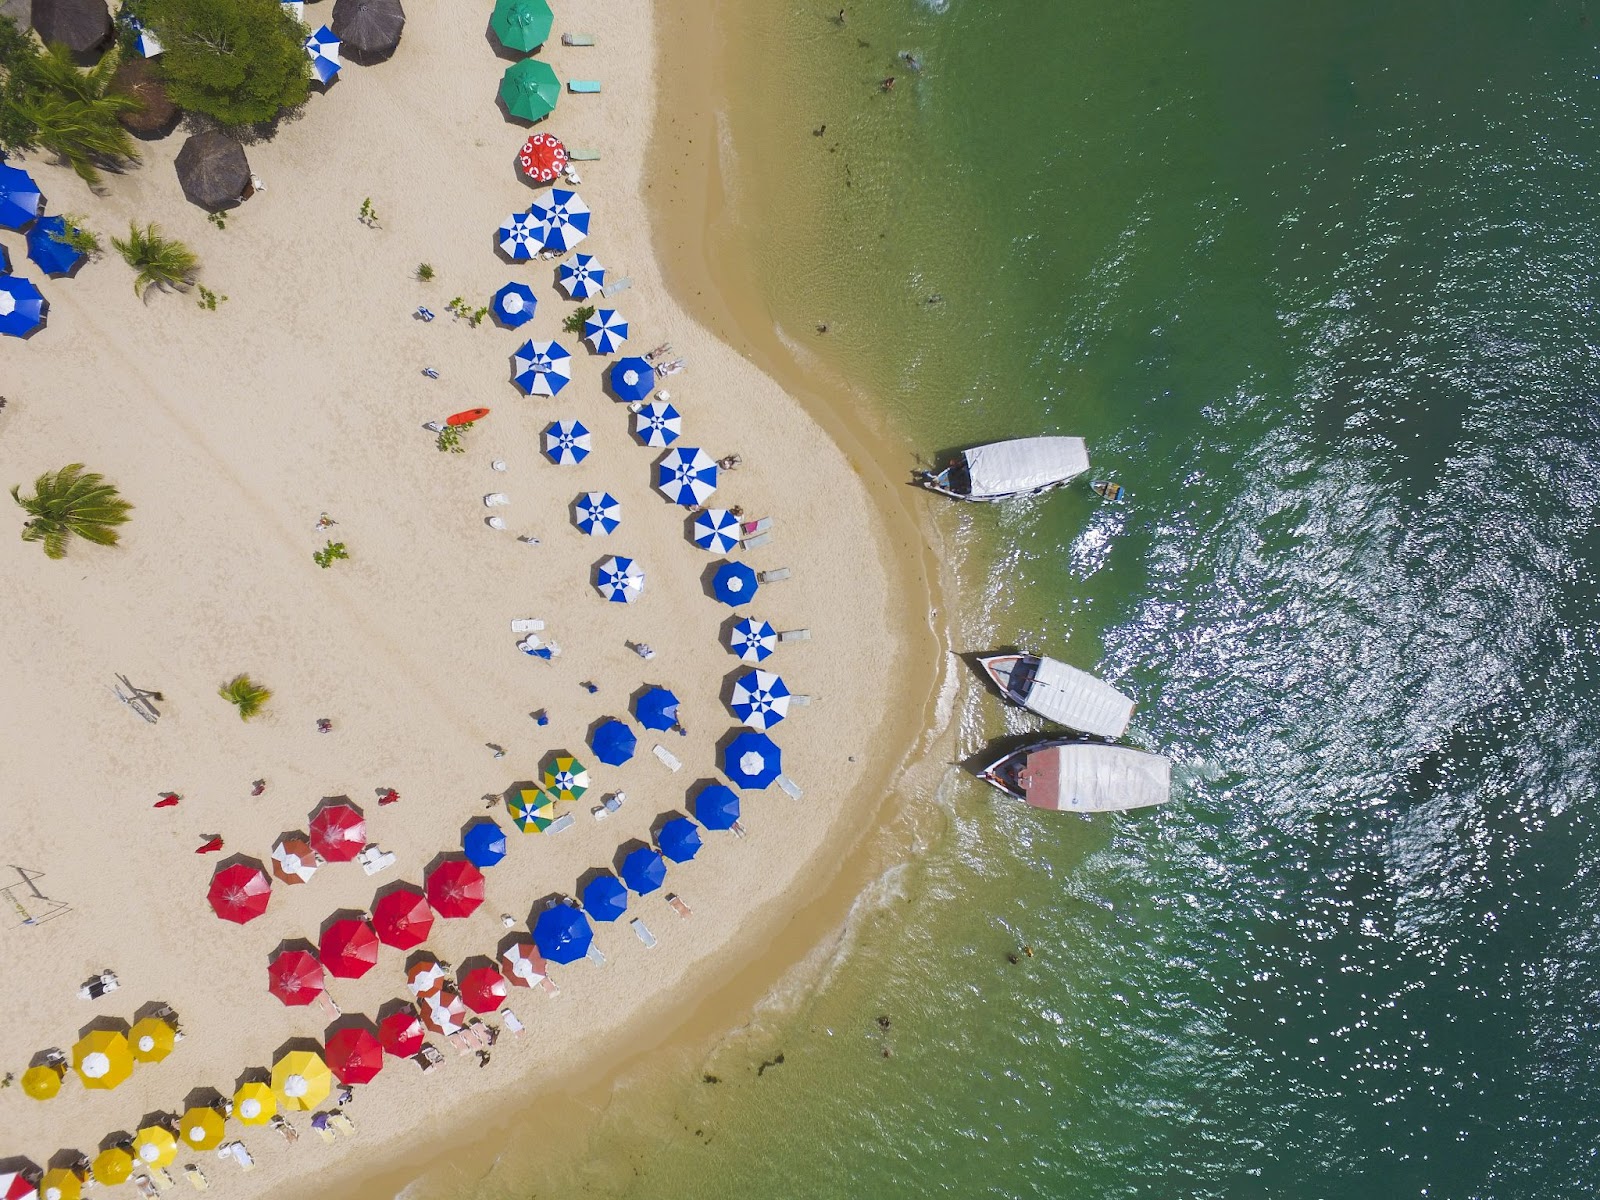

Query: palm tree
[[111, 223, 200, 298], [11, 464, 133, 559], [219, 675, 272, 721], [10, 44, 140, 188]]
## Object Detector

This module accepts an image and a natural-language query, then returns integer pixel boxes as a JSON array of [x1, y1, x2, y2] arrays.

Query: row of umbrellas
[[0, 162, 65, 340], [207, 799, 372, 923], [499, 188, 591, 259], [20, 1020, 177, 1101]]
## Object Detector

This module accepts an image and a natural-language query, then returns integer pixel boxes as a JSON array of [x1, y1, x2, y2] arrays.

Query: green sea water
[[478, 2, 1600, 1196]]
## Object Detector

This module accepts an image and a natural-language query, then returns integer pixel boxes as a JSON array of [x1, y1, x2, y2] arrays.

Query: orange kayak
[[447, 408, 490, 426]]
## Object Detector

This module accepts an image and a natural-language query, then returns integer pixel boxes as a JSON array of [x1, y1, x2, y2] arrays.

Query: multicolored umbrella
[[595, 555, 644, 603], [712, 560, 760, 606], [724, 730, 783, 789], [491, 281, 538, 327], [179, 1105, 225, 1150], [21, 1062, 62, 1100], [544, 418, 591, 464], [574, 491, 620, 535], [234, 1081, 277, 1125], [463, 821, 508, 867], [501, 938, 547, 985], [581, 873, 628, 922], [633, 400, 681, 447], [633, 685, 680, 731], [208, 862, 272, 924], [426, 859, 486, 918], [130, 1016, 176, 1062], [0, 162, 42, 230], [500, 57, 561, 123], [517, 129, 567, 182], [529, 187, 590, 251], [498, 210, 543, 260], [655, 447, 719, 506], [379, 1008, 425, 1057], [620, 846, 667, 895], [583, 308, 628, 354], [417, 986, 468, 1036], [271, 835, 319, 884], [36, 1171, 79, 1200], [372, 886, 434, 949], [325, 1026, 384, 1084], [0, 275, 47, 339], [1, 1171, 37, 1200], [304, 24, 340, 83], [692, 508, 741, 553], [608, 356, 655, 402], [729, 616, 777, 661], [90, 1147, 134, 1185], [309, 799, 366, 863], [558, 252, 605, 299], [658, 817, 703, 863], [532, 904, 593, 964], [460, 965, 510, 1013], [512, 338, 573, 395], [541, 755, 591, 801], [589, 718, 637, 766], [406, 957, 447, 997], [268, 948, 324, 1006], [72, 1029, 132, 1090], [25, 216, 85, 277], [272, 1049, 331, 1111], [691, 782, 741, 831], [321, 918, 379, 979], [731, 669, 791, 730], [132, 1125, 177, 1168], [492, 0, 553, 52], [507, 787, 556, 832]]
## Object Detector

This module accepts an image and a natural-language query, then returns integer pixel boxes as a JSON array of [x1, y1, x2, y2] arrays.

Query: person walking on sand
[[880, 76, 896, 92], [836, 7, 845, 24]]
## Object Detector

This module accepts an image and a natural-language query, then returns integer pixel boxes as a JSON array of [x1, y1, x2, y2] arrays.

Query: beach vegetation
[[416, 262, 434, 282], [11, 464, 133, 560], [52, 212, 102, 258], [312, 540, 348, 568], [359, 197, 378, 226], [436, 422, 472, 453], [208, 210, 227, 230], [0, 31, 141, 188], [446, 297, 490, 327], [140, 0, 310, 127], [219, 673, 271, 720], [196, 284, 227, 310], [112, 222, 200, 298], [562, 304, 595, 335]]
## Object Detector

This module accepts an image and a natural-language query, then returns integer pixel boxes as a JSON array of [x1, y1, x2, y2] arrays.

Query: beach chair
[[183, 1165, 208, 1191], [741, 517, 773, 537], [484, 493, 510, 507], [789, 694, 812, 706], [149, 1169, 175, 1191], [545, 812, 575, 834], [510, 618, 545, 633], [448, 1031, 472, 1056], [758, 568, 791, 584], [586, 943, 608, 965], [415, 1043, 444, 1072], [591, 804, 610, 821], [568, 79, 601, 93], [358, 847, 396, 876], [653, 744, 683, 771], [540, 975, 562, 997], [666, 893, 693, 919], [487, 516, 507, 531], [604, 791, 626, 812], [330, 1114, 356, 1138], [567, 148, 601, 161], [561, 32, 595, 45], [776, 774, 803, 799], [602, 275, 631, 294], [742, 532, 774, 550], [134, 1177, 158, 1198], [272, 1118, 299, 1144], [501, 1009, 525, 1036], [631, 918, 657, 948], [778, 628, 810, 642], [229, 1143, 254, 1171]]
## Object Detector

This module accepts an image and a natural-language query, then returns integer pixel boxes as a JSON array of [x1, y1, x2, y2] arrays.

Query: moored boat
[[977, 652, 1134, 739], [976, 738, 1170, 813], [916, 436, 1089, 501]]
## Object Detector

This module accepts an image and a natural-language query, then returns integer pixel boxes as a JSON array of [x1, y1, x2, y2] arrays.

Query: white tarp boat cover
[[962, 437, 1089, 499], [1026, 658, 1134, 739], [1020, 744, 1171, 813]]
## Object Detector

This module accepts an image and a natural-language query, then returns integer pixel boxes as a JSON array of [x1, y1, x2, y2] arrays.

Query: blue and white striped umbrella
[[573, 492, 620, 536], [582, 308, 628, 354], [595, 556, 644, 604], [305, 25, 340, 83], [633, 401, 680, 448], [730, 669, 790, 730], [498, 211, 543, 260], [655, 447, 718, 507], [512, 339, 572, 396], [491, 281, 537, 328], [729, 617, 777, 662], [529, 188, 590, 252], [543, 419, 591, 465], [558, 253, 605, 300], [123, 15, 163, 56], [692, 508, 741, 553]]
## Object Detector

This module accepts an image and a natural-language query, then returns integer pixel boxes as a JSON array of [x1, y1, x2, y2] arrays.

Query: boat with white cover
[[916, 436, 1090, 501], [978, 652, 1134, 739], [976, 739, 1171, 813]]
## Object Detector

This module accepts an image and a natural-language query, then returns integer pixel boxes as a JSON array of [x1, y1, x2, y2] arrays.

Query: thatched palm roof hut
[[111, 57, 179, 139], [174, 131, 251, 212], [31, 0, 111, 60], [331, 0, 405, 64]]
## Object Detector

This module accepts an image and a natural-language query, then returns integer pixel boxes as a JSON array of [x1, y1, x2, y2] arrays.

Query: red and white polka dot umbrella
[[518, 132, 568, 183]]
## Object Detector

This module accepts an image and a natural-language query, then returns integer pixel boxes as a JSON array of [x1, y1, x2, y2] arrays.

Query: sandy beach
[[0, 1, 945, 1193]]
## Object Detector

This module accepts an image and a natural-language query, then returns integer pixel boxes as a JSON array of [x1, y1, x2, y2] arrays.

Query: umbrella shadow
[[213, 850, 270, 877], [650, 811, 691, 841], [456, 953, 498, 982], [231, 1066, 270, 1092], [310, 795, 361, 822], [0, 1158, 39, 1181], [26, 1048, 63, 1069], [537, 750, 578, 779], [371, 878, 426, 904], [97, 1130, 134, 1153], [376, 996, 417, 1024], [323, 1013, 379, 1041], [611, 839, 652, 874], [319, 908, 371, 938], [75, 1013, 131, 1040], [423, 850, 469, 878], [495, 930, 536, 960], [271, 1035, 324, 1062], [271, 935, 318, 960], [495, 91, 550, 128], [132, 999, 177, 1024], [182, 1084, 224, 1111], [526, 891, 574, 927], [484, 19, 540, 62], [503, 779, 539, 807], [575, 865, 616, 896], [405, 948, 447, 975], [46, 1149, 88, 1173], [458, 815, 503, 842]]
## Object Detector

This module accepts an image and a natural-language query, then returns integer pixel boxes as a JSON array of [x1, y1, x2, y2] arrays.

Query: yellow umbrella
[[234, 1080, 277, 1125], [179, 1105, 226, 1150], [38, 1169, 82, 1200], [129, 1016, 176, 1063], [132, 1124, 178, 1169], [71, 1029, 133, 1090], [91, 1146, 135, 1186], [21, 1062, 63, 1100], [271, 1048, 331, 1111]]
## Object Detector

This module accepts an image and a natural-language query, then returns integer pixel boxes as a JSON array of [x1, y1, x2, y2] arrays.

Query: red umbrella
[[378, 1008, 425, 1058], [371, 886, 434, 950], [208, 863, 272, 924], [425, 859, 485, 919], [325, 1026, 384, 1085], [417, 986, 467, 1036], [309, 800, 366, 863], [518, 131, 568, 183], [459, 966, 509, 1014], [320, 918, 379, 979], [267, 949, 325, 1006]]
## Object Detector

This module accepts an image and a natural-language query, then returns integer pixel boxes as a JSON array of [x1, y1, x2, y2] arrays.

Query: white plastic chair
[[486, 516, 507, 531], [484, 493, 510, 507]]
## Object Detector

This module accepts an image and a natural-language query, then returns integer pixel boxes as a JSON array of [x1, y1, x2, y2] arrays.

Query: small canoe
[[1091, 480, 1123, 502], [447, 408, 490, 426]]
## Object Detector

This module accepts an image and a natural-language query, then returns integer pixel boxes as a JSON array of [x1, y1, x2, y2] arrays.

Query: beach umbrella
[[498, 210, 543, 260], [1, 1171, 37, 1200], [309, 799, 366, 862], [174, 130, 250, 211], [491, 281, 538, 327], [724, 730, 782, 790], [692, 508, 741, 553], [129, 1016, 176, 1063], [405, 957, 447, 997], [512, 338, 573, 395], [589, 718, 637, 766], [529, 187, 590, 251], [691, 782, 741, 831], [507, 787, 555, 832], [491, 0, 553, 52], [208, 861, 272, 924], [35, 1172, 79, 1200], [417, 986, 468, 1036], [0, 276, 47, 339], [282, 0, 304, 18], [268, 948, 324, 1006], [72, 1030, 132, 1090], [0, 161, 43, 230], [500, 57, 560, 123], [620, 846, 667, 896], [581, 873, 628, 922], [326, 1026, 384, 1084], [179, 1105, 225, 1151], [272, 1049, 331, 1111], [729, 616, 777, 662], [608, 356, 655, 402], [91, 1147, 134, 1186], [544, 418, 591, 464], [25, 216, 85, 277], [532, 904, 592, 964], [330, 0, 405, 62], [595, 555, 644, 603], [541, 755, 591, 801], [304, 24, 341, 84], [33, 0, 113, 55], [501, 939, 547, 986], [731, 669, 791, 730], [463, 820, 508, 867], [655, 447, 719, 506], [583, 307, 628, 354], [460, 965, 510, 1014], [321, 917, 380, 978], [127, 15, 163, 57], [633, 400, 681, 448], [633, 685, 680, 732], [658, 817, 703, 863], [271, 835, 319, 884], [371, 885, 433, 949], [132, 1125, 177, 1168], [378, 1008, 425, 1057], [573, 491, 620, 535], [426, 859, 486, 918], [21, 1062, 62, 1100], [517, 129, 567, 183], [712, 560, 760, 607], [234, 1081, 277, 1125], [558, 252, 605, 299]]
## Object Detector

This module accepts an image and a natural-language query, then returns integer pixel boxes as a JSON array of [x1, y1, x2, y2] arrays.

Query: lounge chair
[[545, 812, 575, 834], [666, 893, 693, 919], [134, 1177, 158, 1198], [183, 1165, 208, 1191], [228, 1143, 254, 1171], [567, 148, 601, 161], [272, 1118, 299, 1144], [415, 1043, 444, 1072], [742, 532, 774, 550], [329, 1114, 356, 1137], [568, 79, 601, 92], [776, 774, 803, 799], [510, 618, 545, 633], [357, 846, 396, 876], [604, 791, 625, 812], [631, 918, 657, 948], [652, 745, 682, 771], [778, 628, 810, 642], [501, 1009, 525, 1035], [758, 568, 791, 583], [149, 1169, 175, 1191], [487, 516, 507, 531], [586, 943, 607, 965], [314, 1123, 335, 1144], [741, 517, 773, 536], [602, 275, 631, 294], [789, 694, 812, 706], [484, 493, 510, 507], [591, 804, 609, 821], [561, 32, 595, 45]]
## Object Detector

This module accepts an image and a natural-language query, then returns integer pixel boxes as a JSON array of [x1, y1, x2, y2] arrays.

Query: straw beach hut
[[110, 57, 178, 139], [174, 131, 251, 212], [331, 0, 405, 63], [31, 0, 111, 61]]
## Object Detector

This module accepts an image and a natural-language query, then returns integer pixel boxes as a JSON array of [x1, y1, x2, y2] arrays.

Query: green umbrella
[[500, 58, 561, 123], [491, 0, 553, 53]]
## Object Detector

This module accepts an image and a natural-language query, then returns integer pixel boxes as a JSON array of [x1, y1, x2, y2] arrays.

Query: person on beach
[[251, 779, 266, 796], [317, 717, 333, 733], [487, 743, 506, 759], [880, 76, 895, 92], [901, 51, 921, 70], [154, 792, 180, 808], [377, 788, 400, 806], [836, 7, 845, 23]]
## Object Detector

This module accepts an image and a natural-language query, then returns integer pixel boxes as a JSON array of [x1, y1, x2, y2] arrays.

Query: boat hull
[[976, 738, 1170, 813], [976, 652, 1135, 739], [916, 436, 1089, 501]]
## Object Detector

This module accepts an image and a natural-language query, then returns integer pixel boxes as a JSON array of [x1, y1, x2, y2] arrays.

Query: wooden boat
[[916, 436, 1089, 501], [976, 738, 1170, 813], [977, 652, 1134, 739], [1091, 480, 1123, 502]]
